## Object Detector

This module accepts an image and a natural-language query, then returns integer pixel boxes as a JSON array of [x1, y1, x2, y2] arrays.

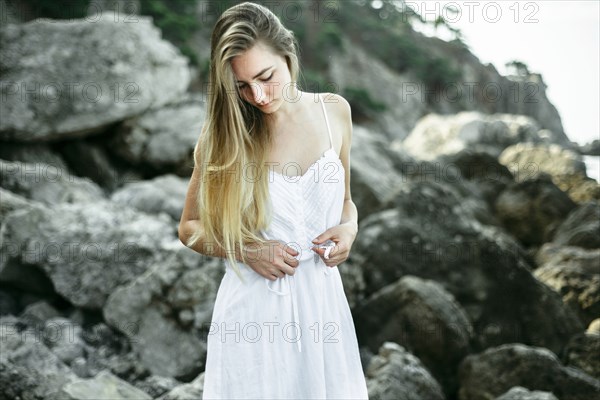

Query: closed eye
[[238, 73, 273, 89]]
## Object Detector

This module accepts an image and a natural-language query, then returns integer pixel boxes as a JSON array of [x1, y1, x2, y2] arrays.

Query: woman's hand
[[311, 221, 358, 267], [244, 240, 300, 281]]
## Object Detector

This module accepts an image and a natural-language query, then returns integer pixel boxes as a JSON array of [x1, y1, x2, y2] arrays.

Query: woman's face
[[231, 41, 292, 113]]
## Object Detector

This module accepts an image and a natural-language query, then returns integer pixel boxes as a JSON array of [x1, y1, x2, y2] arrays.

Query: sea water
[[583, 155, 600, 183]]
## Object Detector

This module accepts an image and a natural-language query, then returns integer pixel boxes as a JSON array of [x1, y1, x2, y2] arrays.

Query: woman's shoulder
[[316, 92, 351, 122]]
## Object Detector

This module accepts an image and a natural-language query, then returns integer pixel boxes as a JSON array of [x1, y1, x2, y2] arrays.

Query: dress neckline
[[269, 147, 339, 180]]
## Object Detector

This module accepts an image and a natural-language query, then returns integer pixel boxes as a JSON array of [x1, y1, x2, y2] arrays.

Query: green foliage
[[17, 0, 88, 20], [139, 0, 200, 65], [342, 87, 387, 121]]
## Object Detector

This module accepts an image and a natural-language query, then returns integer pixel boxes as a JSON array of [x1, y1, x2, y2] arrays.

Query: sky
[[402, 0, 599, 146]]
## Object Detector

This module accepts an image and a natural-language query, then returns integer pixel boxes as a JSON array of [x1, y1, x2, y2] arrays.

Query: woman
[[178, 2, 369, 399]]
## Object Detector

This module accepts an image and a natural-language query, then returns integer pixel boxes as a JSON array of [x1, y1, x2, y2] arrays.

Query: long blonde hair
[[186, 2, 301, 283]]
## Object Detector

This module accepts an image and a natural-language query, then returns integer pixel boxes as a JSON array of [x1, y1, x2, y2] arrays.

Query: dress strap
[[319, 93, 334, 151]]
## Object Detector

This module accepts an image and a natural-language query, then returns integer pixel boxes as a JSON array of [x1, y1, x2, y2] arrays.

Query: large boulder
[[552, 202, 600, 249], [0, 201, 176, 309], [499, 142, 599, 205], [110, 174, 189, 221], [494, 174, 577, 247], [0, 10, 190, 141], [103, 242, 224, 380], [366, 341, 445, 400], [0, 315, 78, 400], [355, 275, 473, 395], [458, 343, 600, 400], [401, 111, 564, 161], [352, 179, 583, 354], [109, 93, 205, 175], [0, 159, 107, 205], [349, 125, 407, 221], [534, 243, 600, 326]]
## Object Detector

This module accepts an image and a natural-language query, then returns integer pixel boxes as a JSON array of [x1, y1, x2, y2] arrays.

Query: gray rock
[[42, 317, 86, 366], [349, 125, 407, 221], [157, 372, 205, 400], [20, 301, 61, 327], [534, 243, 600, 326], [0, 10, 190, 141], [352, 179, 582, 354], [355, 275, 473, 395], [103, 242, 223, 379], [0, 142, 70, 171], [553, 202, 600, 249], [435, 149, 514, 212], [134, 374, 181, 399], [495, 386, 558, 400], [59, 369, 152, 400], [110, 174, 189, 221], [0, 201, 176, 309], [366, 341, 445, 400], [403, 111, 560, 161], [59, 139, 143, 192], [110, 93, 205, 173], [494, 174, 577, 246], [458, 343, 600, 400], [563, 331, 600, 380], [0, 159, 107, 205], [0, 315, 78, 400]]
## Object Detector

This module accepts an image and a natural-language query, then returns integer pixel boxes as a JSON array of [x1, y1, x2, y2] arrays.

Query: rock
[[499, 142, 587, 180], [534, 243, 600, 326], [0, 142, 70, 171], [458, 343, 600, 400], [110, 174, 189, 221], [498, 142, 599, 204], [0, 159, 107, 205], [494, 174, 577, 246], [563, 331, 600, 380], [0, 201, 176, 309], [0, 187, 36, 220], [352, 179, 582, 354], [402, 111, 559, 161], [355, 276, 473, 396], [109, 93, 205, 174], [365, 341, 445, 400], [58, 138, 143, 192], [103, 242, 223, 379], [0, 315, 78, 400], [553, 202, 600, 249], [134, 374, 181, 399], [0, 10, 190, 141], [436, 149, 514, 211], [328, 35, 428, 140], [42, 317, 86, 366], [59, 369, 152, 400], [348, 125, 407, 221], [494, 386, 558, 400], [20, 301, 61, 327], [579, 139, 600, 156], [157, 372, 205, 400], [589, 319, 600, 335]]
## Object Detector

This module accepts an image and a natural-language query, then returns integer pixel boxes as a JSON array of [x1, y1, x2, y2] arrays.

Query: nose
[[250, 83, 267, 104]]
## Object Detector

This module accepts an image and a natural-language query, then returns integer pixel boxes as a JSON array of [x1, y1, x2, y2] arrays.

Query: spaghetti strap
[[319, 93, 334, 151]]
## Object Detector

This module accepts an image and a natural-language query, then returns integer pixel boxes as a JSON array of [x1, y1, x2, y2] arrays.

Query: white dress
[[202, 94, 369, 400]]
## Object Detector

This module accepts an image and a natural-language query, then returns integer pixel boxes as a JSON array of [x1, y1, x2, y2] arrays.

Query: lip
[[260, 100, 273, 107]]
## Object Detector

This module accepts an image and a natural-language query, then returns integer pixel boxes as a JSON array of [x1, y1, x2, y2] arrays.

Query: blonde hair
[[186, 2, 301, 284]]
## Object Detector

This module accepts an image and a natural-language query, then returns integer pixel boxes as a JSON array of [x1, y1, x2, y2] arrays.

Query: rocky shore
[[1, 9, 599, 400]]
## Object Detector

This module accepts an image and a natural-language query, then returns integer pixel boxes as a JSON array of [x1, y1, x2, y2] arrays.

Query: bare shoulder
[[322, 92, 351, 123], [321, 92, 351, 145]]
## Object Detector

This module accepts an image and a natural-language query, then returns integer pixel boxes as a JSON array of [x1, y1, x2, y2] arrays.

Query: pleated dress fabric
[[202, 94, 369, 400]]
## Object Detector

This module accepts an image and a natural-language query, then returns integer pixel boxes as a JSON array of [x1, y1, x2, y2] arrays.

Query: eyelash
[[238, 73, 273, 89]]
